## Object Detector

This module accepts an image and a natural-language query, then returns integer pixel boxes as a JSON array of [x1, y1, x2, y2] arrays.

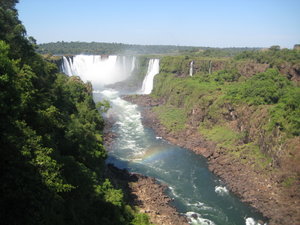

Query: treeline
[[190, 47, 261, 58], [234, 46, 300, 66], [37, 41, 198, 55], [37, 41, 259, 56], [0, 1, 150, 225]]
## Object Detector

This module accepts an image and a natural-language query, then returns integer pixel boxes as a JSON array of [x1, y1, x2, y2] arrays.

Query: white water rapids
[[61, 55, 266, 225]]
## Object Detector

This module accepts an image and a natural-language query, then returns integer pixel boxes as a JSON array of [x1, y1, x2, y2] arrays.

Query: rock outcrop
[[124, 94, 300, 225], [105, 164, 188, 225]]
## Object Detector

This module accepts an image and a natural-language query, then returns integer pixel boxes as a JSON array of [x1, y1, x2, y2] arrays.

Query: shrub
[[227, 69, 291, 105]]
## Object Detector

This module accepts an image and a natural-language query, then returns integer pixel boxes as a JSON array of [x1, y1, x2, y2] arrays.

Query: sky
[[17, 0, 300, 48]]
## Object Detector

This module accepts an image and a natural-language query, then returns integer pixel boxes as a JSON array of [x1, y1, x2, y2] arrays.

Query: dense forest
[[37, 41, 258, 56], [0, 1, 151, 225]]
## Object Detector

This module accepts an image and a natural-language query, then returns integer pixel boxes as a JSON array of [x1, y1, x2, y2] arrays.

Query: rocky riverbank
[[123, 94, 300, 225], [103, 119, 188, 225], [105, 164, 188, 225]]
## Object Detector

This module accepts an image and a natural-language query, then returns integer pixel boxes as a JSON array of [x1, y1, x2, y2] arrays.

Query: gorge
[[2, 2, 299, 224], [61, 55, 268, 225]]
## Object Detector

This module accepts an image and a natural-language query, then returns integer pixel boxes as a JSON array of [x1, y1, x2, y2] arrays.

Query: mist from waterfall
[[62, 55, 136, 89], [61, 55, 265, 225]]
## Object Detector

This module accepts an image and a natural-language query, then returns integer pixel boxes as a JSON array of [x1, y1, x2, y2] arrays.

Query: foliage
[[282, 176, 297, 187], [269, 87, 300, 136], [224, 68, 299, 135], [234, 47, 300, 66], [230, 143, 272, 169], [199, 124, 242, 147], [0, 2, 148, 225], [37, 41, 258, 56], [37, 41, 198, 55], [210, 70, 241, 83], [227, 69, 291, 105], [151, 53, 299, 177], [158, 55, 229, 75], [132, 213, 153, 225], [190, 47, 260, 58], [96, 99, 111, 113], [153, 105, 186, 132]]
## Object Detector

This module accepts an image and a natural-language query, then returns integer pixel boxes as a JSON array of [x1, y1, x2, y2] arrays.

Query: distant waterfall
[[189, 61, 194, 76], [131, 56, 136, 72], [61, 55, 136, 88], [140, 59, 160, 94]]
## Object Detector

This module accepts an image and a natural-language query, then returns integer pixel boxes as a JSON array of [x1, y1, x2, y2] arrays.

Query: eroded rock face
[[236, 61, 269, 78], [124, 94, 300, 225], [279, 62, 300, 84]]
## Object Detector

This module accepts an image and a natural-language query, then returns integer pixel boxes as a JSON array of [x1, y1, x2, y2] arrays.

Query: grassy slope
[[151, 53, 300, 189]]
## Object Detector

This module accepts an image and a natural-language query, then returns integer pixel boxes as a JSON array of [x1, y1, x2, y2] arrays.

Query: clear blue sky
[[17, 0, 300, 48]]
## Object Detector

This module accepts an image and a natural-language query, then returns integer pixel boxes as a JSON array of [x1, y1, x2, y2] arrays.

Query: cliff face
[[130, 55, 300, 224], [160, 55, 300, 84]]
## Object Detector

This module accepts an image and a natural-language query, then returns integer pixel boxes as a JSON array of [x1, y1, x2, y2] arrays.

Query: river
[[62, 55, 266, 225]]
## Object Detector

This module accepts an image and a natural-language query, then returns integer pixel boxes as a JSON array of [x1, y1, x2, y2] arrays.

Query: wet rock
[[105, 164, 188, 225], [123, 94, 300, 225]]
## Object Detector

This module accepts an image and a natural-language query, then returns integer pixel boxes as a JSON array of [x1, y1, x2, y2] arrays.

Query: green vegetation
[[151, 50, 299, 182], [132, 213, 155, 225], [235, 47, 300, 66], [190, 47, 260, 58], [153, 106, 186, 132], [37, 41, 258, 56], [269, 87, 300, 136], [199, 124, 242, 147], [225, 68, 300, 136], [37, 41, 198, 55], [229, 143, 272, 170], [227, 69, 291, 105], [0, 1, 151, 225], [282, 176, 297, 187]]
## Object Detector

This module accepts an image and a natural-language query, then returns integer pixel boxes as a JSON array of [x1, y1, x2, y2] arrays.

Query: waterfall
[[140, 59, 160, 94], [61, 55, 136, 88], [189, 61, 194, 76], [131, 56, 136, 72], [122, 56, 126, 72]]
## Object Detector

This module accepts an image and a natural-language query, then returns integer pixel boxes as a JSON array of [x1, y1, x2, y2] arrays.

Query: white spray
[[131, 56, 136, 72], [140, 59, 160, 94], [62, 55, 135, 88]]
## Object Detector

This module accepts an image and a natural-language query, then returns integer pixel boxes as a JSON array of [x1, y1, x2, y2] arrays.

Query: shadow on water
[[106, 155, 131, 169]]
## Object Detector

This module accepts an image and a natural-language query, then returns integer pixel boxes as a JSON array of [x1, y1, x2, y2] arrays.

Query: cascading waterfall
[[140, 59, 160, 94], [62, 56, 73, 76], [61, 56, 266, 225], [62, 55, 136, 88], [122, 56, 126, 72], [189, 61, 194, 76], [131, 56, 136, 72]]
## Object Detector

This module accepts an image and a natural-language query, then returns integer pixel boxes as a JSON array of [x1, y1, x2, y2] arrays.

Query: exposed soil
[[123, 94, 300, 225]]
